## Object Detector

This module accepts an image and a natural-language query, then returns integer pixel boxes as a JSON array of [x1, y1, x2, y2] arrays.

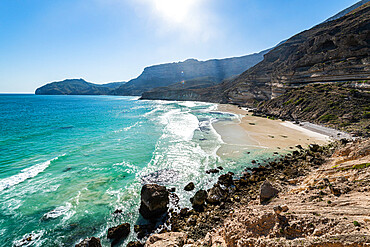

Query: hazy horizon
[[0, 0, 360, 93]]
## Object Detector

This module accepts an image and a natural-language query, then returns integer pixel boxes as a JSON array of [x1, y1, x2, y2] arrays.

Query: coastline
[[212, 104, 331, 158], [156, 137, 370, 247]]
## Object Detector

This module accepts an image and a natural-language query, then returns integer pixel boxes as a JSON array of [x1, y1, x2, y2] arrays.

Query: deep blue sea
[[0, 95, 272, 246]]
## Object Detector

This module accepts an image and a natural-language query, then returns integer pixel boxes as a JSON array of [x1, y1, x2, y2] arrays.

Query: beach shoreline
[[212, 104, 335, 158]]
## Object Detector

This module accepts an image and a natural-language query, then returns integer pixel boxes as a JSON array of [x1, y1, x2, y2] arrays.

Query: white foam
[[178, 101, 197, 108], [42, 202, 72, 220], [129, 96, 141, 101], [159, 109, 199, 141], [0, 154, 65, 191], [114, 122, 140, 133], [13, 230, 45, 247]]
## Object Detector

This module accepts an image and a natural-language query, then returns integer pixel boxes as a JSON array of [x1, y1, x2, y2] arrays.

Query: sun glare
[[152, 0, 198, 23]]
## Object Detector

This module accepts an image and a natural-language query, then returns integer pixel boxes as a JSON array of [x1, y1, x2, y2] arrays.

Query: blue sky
[[0, 0, 360, 92]]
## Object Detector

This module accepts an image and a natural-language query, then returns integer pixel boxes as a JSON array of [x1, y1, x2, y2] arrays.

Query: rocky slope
[[142, 2, 370, 105], [113, 49, 270, 96], [145, 139, 370, 247], [223, 2, 370, 105], [35, 79, 125, 95], [255, 82, 370, 137], [324, 0, 370, 23]]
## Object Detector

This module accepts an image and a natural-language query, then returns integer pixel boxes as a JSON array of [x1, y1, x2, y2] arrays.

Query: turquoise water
[[0, 95, 272, 246]]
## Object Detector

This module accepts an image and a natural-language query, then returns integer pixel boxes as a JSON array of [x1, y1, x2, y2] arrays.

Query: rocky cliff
[[113, 49, 270, 96], [142, 2, 370, 105], [35, 79, 125, 95], [223, 2, 370, 105]]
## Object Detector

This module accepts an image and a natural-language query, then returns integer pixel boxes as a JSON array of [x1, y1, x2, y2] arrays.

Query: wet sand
[[213, 104, 331, 158]]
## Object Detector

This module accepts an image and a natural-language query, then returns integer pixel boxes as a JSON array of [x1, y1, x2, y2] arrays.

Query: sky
[[0, 0, 360, 93]]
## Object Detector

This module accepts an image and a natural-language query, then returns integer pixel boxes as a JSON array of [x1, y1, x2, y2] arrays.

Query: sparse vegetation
[[257, 82, 370, 137], [319, 114, 337, 122]]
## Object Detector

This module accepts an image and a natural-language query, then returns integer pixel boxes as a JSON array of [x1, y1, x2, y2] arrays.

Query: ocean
[[0, 95, 274, 246]]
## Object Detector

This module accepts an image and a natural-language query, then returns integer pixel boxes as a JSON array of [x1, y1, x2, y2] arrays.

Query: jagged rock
[[309, 144, 320, 152], [139, 184, 169, 219], [145, 232, 187, 247], [107, 223, 130, 245], [75, 237, 102, 247], [218, 173, 234, 187], [169, 192, 180, 209], [260, 180, 279, 204], [184, 182, 195, 191], [113, 209, 123, 214], [179, 208, 189, 217], [273, 205, 283, 214], [190, 190, 207, 209], [206, 168, 219, 174], [134, 224, 155, 239], [207, 184, 228, 204], [168, 188, 176, 192], [126, 241, 144, 247]]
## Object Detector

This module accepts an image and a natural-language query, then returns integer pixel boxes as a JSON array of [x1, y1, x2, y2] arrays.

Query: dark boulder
[[139, 184, 169, 219], [207, 184, 228, 204], [107, 223, 130, 245], [260, 180, 279, 204], [309, 144, 320, 152], [190, 190, 207, 210], [134, 224, 155, 239], [218, 173, 234, 187], [113, 209, 123, 214], [75, 237, 102, 247], [184, 182, 195, 191], [206, 168, 219, 174]]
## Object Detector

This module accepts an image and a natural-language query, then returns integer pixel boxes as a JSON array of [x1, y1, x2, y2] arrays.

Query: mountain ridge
[[141, 1, 370, 104], [35, 79, 125, 95]]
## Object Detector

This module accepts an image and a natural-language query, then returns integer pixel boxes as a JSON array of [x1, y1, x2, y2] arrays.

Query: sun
[[152, 0, 198, 23]]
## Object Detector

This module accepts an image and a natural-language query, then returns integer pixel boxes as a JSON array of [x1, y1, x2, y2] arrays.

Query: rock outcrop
[[165, 139, 370, 246], [184, 182, 195, 191], [190, 190, 207, 210], [75, 237, 102, 247], [107, 223, 130, 245], [259, 180, 279, 204], [35, 79, 125, 95], [139, 184, 169, 219]]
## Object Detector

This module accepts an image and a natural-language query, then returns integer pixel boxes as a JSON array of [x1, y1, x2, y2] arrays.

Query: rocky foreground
[[145, 139, 370, 247], [76, 138, 369, 247]]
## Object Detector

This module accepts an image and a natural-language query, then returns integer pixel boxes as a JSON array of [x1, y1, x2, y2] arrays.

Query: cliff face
[[35, 79, 125, 95], [113, 49, 270, 96], [223, 2, 370, 105], [142, 2, 370, 105]]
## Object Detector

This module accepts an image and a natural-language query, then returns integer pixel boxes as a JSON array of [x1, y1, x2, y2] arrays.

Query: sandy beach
[[213, 104, 332, 158]]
